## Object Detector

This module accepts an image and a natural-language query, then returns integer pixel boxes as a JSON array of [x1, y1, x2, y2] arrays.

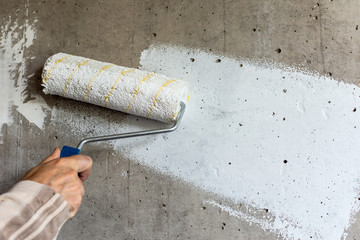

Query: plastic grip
[[60, 146, 81, 157]]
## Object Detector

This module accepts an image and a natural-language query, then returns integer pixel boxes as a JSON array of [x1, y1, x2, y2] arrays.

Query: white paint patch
[[0, 15, 48, 140], [51, 44, 360, 239], [132, 45, 359, 239]]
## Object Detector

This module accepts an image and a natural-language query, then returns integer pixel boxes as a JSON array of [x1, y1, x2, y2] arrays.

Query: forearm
[[0, 180, 69, 240]]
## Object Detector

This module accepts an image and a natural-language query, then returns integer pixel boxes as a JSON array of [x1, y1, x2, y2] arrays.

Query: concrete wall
[[1, 0, 360, 239]]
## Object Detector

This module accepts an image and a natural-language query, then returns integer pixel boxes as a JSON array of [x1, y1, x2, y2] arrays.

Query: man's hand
[[22, 148, 93, 218]]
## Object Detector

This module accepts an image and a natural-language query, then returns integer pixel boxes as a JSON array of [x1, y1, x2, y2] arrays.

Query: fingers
[[42, 150, 93, 182], [78, 167, 92, 182], [41, 148, 61, 164], [79, 180, 85, 196]]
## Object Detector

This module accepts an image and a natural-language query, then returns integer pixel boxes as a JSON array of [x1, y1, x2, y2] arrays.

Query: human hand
[[22, 148, 93, 218]]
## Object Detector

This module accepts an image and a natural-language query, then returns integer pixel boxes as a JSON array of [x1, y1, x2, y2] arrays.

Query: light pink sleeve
[[0, 180, 69, 240]]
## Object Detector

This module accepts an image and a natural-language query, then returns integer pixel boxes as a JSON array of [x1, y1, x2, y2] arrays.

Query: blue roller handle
[[60, 145, 81, 158]]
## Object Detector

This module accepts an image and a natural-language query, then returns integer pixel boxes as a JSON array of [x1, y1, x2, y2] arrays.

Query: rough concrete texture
[[1, 0, 360, 239]]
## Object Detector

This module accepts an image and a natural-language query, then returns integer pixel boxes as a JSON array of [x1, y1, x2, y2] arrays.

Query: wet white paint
[[0, 15, 48, 140], [131, 44, 359, 239]]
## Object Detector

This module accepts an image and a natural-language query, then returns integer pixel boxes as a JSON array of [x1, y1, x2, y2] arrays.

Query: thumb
[[63, 155, 93, 182], [41, 148, 61, 164]]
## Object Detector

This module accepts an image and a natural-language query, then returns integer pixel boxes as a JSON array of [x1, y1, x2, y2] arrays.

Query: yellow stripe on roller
[[169, 110, 178, 122], [146, 79, 177, 118], [63, 59, 91, 96], [126, 72, 155, 112], [169, 93, 188, 121], [104, 69, 135, 106], [83, 64, 114, 100], [42, 55, 71, 83]]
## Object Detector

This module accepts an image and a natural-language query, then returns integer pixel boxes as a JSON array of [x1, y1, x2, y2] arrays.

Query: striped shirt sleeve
[[0, 180, 69, 240]]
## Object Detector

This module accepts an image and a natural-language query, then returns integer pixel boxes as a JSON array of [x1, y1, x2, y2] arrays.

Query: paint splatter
[[0, 14, 48, 142]]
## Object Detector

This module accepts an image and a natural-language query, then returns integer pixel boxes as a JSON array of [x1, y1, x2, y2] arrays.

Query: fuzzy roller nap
[[41, 53, 188, 157], [42, 53, 188, 122]]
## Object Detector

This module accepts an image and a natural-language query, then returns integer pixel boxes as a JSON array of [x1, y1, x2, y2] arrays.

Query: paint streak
[[0, 15, 48, 136], [134, 44, 360, 240]]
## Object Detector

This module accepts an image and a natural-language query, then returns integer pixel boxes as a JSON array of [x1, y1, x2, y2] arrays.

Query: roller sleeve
[[42, 53, 189, 122]]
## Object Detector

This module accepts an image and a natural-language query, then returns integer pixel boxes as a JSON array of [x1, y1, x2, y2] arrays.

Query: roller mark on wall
[[134, 44, 360, 240], [0, 15, 48, 134]]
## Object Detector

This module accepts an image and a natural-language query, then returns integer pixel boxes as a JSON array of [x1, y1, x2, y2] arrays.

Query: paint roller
[[41, 53, 188, 157]]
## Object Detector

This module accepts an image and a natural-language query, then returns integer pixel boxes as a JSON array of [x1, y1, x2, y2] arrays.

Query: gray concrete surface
[[1, 0, 360, 239]]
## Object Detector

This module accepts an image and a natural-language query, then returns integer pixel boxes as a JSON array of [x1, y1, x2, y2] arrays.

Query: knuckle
[[75, 196, 82, 208], [62, 169, 78, 180], [80, 185, 85, 196], [55, 158, 67, 167], [85, 156, 93, 165]]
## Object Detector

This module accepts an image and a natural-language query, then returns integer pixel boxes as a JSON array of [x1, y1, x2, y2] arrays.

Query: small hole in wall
[[283, 160, 288, 164], [275, 48, 281, 53], [216, 59, 221, 63], [190, 58, 195, 62], [328, 72, 332, 77], [283, 117, 286, 121], [240, 64, 243, 67], [353, 108, 356, 112], [152, 33, 157, 37], [264, 208, 269, 212], [283, 89, 287, 93], [228, 162, 231, 165], [54, 136, 58, 139]]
